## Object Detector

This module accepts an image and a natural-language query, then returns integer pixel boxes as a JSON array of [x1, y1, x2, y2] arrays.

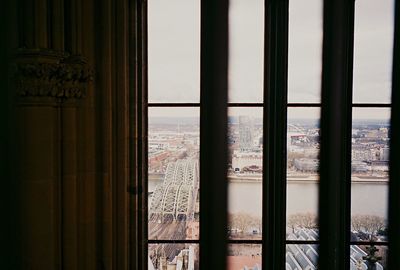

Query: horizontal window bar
[[227, 103, 264, 107], [288, 103, 392, 107], [148, 103, 200, 107], [287, 103, 321, 107], [148, 103, 266, 107], [285, 240, 319, 245], [146, 238, 388, 246], [285, 241, 389, 246], [147, 239, 200, 244], [148, 103, 391, 107], [352, 103, 391, 107], [349, 241, 389, 246], [148, 239, 268, 244], [227, 240, 263, 244]]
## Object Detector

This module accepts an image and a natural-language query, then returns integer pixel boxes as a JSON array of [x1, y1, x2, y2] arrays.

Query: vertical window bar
[[263, 0, 289, 269], [199, 0, 229, 269], [318, 0, 355, 269], [129, 0, 137, 267], [388, 0, 400, 269], [136, 0, 148, 269]]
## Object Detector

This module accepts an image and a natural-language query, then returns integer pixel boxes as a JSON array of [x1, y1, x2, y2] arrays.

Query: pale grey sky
[[149, 107, 199, 118], [288, 0, 323, 103], [353, 0, 394, 103], [148, 0, 394, 118], [148, 0, 200, 103], [228, 0, 264, 102]]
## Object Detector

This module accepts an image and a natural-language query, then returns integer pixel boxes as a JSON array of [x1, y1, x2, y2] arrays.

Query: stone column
[[12, 49, 92, 270]]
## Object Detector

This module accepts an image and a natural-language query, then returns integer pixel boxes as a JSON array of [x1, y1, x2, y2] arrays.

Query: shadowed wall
[[0, 0, 138, 269]]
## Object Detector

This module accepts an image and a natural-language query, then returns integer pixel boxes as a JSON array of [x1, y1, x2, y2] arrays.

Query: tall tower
[[239, 116, 253, 151]]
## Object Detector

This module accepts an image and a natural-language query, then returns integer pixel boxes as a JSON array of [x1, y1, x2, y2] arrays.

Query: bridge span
[[149, 159, 199, 222]]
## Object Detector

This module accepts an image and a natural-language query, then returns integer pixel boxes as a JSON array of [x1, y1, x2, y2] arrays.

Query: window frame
[[388, 0, 400, 268], [131, 0, 400, 269]]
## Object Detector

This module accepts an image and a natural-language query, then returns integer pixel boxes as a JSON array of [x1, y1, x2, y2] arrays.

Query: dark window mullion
[[227, 103, 264, 107], [147, 103, 200, 107], [263, 0, 289, 270], [136, 0, 148, 268], [227, 240, 263, 244], [287, 103, 321, 107], [285, 240, 320, 245], [350, 241, 389, 246], [141, 103, 398, 108], [147, 103, 266, 107], [199, 0, 229, 269], [352, 103, 392, 107], [319, 0, 355, 269], [388, 0, 400, 269], [147, 240, 200, 244]]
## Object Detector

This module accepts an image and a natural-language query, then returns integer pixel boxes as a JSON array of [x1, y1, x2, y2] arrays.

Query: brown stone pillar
[[61, 101, 78, 270], [13, 50, 92, 270]]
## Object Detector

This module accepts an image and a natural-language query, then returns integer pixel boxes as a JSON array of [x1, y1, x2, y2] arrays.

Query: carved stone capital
[[12, 49, 93, 103]]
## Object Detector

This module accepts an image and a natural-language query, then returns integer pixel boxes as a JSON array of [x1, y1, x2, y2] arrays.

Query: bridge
[[148, 160, 199, 268], [287, 123, 306, 133], [149, 159, 199, 222]]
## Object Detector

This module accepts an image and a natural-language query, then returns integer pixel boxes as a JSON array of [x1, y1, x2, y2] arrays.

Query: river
[[148, 177, 388, 219]]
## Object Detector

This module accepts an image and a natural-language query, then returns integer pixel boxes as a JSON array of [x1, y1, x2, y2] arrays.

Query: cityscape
[[147, 0, 394, 268], [147, 114, 389, 270]]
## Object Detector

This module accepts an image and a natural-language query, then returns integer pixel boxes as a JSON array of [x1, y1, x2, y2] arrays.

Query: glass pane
[[352, 0, 394, 103], [288, 0, 323, 103], [351, 108, 389, 243], [148, 108, 200, 240], [287, 108, 320, 239], [148, 0, 200, 103], [350, 245, 387, 270], [229, 0, 264, 103], [227, 244, 262, 270], [286, 244, 318, 270], [228, 107, 263, 240], [148, 244, 199, 270]]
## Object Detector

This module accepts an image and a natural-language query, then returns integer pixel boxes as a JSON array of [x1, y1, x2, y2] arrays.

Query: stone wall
[[0, 1, 143, 269]]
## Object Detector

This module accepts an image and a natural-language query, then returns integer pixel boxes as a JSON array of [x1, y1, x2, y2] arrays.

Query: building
[[239, 116, 254, 151], [1, 1, 398, 270], [371, 160, 389, 172], [232, 150, 263, 172], [293, 158, 319, 172], [380, 147, 390, 161], [352, 161, 369, 172]]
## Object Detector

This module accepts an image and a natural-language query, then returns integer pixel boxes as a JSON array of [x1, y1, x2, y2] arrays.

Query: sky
[[148, 0, 394, 118]]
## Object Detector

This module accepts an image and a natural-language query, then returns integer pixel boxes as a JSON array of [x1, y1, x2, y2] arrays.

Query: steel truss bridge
[[150, 159, 199, 221]]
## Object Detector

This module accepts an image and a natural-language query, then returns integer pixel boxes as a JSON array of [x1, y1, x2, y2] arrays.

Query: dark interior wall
[[0, 0, 135, 269], [0, 0, 19, 268]]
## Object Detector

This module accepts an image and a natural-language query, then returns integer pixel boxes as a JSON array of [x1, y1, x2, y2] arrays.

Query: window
[[348, 0, 394, 267], [286, 1, 322, 269], [147, 0, 201, 268], [136, 0, 400, 269]]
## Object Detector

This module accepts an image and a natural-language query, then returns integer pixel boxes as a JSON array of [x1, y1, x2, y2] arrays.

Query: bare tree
[[287, 212, 318, 233], [229, 212, 259, 233], [287, 152, 305, 168], [232, 212, 252, 232], [351, 215, 365, 232], [370, 215, 386, 234], [250, 216, 262, 233], [351, 215, 387, 235]]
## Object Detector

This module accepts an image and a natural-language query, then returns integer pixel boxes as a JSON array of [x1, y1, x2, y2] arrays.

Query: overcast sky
[[148, 0, 394, 118]]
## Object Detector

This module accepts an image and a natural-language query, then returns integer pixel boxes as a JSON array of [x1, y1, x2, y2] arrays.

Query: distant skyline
[[149, 115, 390, 123], [149, 106, 391, 120]]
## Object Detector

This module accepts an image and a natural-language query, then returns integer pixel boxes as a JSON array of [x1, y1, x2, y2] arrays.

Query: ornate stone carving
[[12, 49, 93, 101]]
